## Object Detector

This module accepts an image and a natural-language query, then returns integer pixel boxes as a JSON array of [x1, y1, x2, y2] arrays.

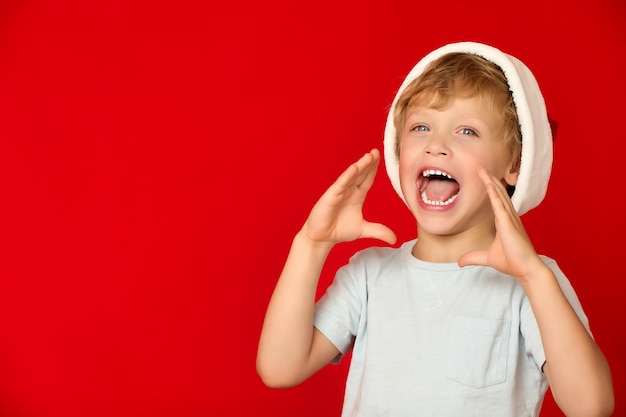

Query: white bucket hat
[[383, 42, 553, 215]]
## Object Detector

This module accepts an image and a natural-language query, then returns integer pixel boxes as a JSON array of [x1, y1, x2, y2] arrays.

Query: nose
[[424, 131, 450, 156]]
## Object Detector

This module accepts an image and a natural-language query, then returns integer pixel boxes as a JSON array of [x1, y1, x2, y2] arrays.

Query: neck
[[412, 227, 495, 263]]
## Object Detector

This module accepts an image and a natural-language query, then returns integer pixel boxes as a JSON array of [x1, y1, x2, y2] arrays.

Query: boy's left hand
[[457, 167, 545, 284]]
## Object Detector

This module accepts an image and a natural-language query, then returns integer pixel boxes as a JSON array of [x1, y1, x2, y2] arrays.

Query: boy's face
[[398, 95, 519, 236]]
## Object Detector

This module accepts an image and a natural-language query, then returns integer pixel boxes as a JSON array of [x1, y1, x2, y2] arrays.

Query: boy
[[256, 42, 614, 416]]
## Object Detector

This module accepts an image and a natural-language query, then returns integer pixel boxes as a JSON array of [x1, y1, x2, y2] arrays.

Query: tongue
[[425, 179, 459, 202]]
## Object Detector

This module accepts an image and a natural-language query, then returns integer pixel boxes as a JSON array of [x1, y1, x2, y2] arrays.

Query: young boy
[[256, 42, 614, 416]]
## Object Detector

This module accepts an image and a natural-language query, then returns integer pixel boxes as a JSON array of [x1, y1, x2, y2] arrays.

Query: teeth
[[422, 169, 453, 179], [421, 191, 458, 206]]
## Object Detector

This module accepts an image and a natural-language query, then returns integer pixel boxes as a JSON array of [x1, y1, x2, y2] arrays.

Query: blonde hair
[[393, 52, 521, 163]]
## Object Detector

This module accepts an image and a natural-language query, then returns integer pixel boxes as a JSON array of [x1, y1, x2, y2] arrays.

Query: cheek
[[398, 150, 414, 180], [398, 151, 418, 198], [398, 139, 419, 170], [486, 151, 514, 177]]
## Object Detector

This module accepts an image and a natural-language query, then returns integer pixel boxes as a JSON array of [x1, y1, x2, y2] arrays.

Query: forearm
[[522, 264, 614, 416], [256, 231, 334, 387]]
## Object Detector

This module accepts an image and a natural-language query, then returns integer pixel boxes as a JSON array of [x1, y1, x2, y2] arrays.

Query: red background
[[0, 0, 623, 416]]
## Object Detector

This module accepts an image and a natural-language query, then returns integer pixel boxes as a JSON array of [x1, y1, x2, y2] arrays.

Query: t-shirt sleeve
[[313, 258, 364, 363], [521, 256, 592, 369]]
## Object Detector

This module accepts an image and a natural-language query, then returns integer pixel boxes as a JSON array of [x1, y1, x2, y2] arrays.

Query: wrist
[[294, 230, 335, 255], [517, 260, 557, 295]]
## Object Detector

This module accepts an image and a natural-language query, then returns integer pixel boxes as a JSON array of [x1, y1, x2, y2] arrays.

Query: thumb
[[458, 250, 488, 268], [362, 222, 397, 245]]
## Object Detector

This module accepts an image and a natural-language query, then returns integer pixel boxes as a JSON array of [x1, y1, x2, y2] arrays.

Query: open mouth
[[419, 169, 460, 206]]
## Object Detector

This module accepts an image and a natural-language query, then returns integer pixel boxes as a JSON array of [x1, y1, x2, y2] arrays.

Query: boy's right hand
[[301, 148, 397, 247]]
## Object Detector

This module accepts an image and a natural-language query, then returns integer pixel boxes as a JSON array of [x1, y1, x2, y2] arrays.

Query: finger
[[334, 163, 359, 190], [477, 167, 528, 241], [477, 167, 508, 201], [361, 221, 397, 245], [477, 167, 517, 218], [353, 149, 380, 190], [334, 150, 376, 190], [458, 249, 489, 267], [318, 165, 358, 205]]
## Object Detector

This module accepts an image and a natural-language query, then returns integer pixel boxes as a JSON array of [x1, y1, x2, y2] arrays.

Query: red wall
[[0, 1, 623, 416]]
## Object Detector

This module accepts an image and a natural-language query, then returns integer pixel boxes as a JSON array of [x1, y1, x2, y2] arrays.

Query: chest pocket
[[446, 315, 511, 388]]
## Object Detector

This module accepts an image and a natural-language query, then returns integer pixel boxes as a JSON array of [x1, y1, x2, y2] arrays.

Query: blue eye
[[460, 127, 477, 136], [413, 125, 429, 132]]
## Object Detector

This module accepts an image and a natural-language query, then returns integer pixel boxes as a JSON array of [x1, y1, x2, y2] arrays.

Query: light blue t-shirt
[[314, 240, 591, 417]]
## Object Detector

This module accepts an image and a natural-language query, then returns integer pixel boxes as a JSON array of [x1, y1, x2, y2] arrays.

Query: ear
[[504, 151, 521, 187]]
